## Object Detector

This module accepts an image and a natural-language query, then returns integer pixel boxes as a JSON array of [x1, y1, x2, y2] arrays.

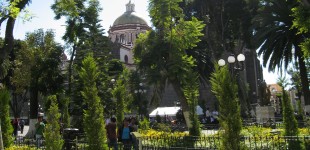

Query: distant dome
[[113, 12, 147, 26], [112, 1, 148, 26]]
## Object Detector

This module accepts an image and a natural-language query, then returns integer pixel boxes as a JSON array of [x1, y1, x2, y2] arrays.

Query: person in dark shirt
[[19, 119, 25, 134], [106, 117, 118, 150], [12, 118, 19, 137]]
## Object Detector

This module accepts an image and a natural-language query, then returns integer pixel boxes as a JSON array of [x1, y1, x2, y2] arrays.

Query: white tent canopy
[[149, 106, 204, 117], [149, 107, 180, 117]]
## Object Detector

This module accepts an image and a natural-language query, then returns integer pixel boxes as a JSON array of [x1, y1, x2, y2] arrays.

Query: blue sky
[[0, 0, 279, 84]]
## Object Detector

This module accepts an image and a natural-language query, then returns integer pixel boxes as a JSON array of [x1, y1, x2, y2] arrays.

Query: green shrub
[[278, 79, 303, 150], [184, 72, 201, 136], [44, 95, 64, 150], [242, 126, 272, 137], [139, 118, 150, 131], [155, 114, 161, 123], [152, 123, 171, 132], [79, 55, 107, 150], [210, 65, 242, 150], [62, 97, 70, 128], [5, 146, 36, 150], [0, 88, 13, 148]]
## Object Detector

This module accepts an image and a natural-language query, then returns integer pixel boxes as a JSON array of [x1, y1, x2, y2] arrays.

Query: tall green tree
[[45, 95, 64, 150], [277, 78, 302, 149], [52, 0, 113, 121], [252, 0, 310, 105], [112, 69, 132, 127], [184, 72, 201, 136], [0, 0, 32, 80], [134, 0, 205, 129], [259, 80, 271, 106], [25, 29, 64, 119], [0, 87, 13, 148], [288, 63, 302, 102], [62, 97, 71, 128], [292, 1, 310, 58], [128, 70, 148, 117], [2, 39, 29, 118], [18, 29, 64, 138], [181, 0, 258, 116], [210, 65, 243, 150], [79, 55, 107, 150], [52, 0, 85, 99]]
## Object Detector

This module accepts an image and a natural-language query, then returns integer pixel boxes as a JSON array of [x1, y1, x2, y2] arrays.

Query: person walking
[[106, 117, 118, 150], [118, 118, 133, 150], [35, 115, 45, 148]]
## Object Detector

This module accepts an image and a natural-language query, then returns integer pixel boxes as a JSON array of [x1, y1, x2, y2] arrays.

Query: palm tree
[[252, 0, 310, 105]]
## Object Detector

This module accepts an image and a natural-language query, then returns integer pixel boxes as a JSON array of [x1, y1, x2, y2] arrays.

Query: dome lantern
[[112, 1, 148, 26], [126, 0, 135, 12]]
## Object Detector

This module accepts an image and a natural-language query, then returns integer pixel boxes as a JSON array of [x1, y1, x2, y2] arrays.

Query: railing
[[13, 134, 135, 150], [12, 134, 310, 150], [139, 135, 310, 150]]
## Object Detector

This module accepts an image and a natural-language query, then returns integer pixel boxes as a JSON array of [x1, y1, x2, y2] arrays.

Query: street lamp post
[[134, 83, 147, 118], [218, 54, 245, 75], [109, 78, 117, 117]]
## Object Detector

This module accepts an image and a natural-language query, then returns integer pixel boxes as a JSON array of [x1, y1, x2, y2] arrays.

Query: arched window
[[124, 55, 129, 63]]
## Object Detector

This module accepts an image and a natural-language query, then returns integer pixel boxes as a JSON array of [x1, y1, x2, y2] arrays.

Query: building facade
[[108, 1, 151, 69]]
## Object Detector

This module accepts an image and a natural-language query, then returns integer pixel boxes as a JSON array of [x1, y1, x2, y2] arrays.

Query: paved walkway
[[16, 125, 217, 137], [17, 125, 29, 137]]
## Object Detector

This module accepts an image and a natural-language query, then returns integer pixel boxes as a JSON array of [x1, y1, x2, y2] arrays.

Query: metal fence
[[12, 134, 310, 150], [13, 135, 135, 150], [140, 135, 310, 150]]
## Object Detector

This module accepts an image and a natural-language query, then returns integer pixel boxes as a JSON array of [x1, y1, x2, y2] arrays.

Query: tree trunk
[[25, 87, 39, 138], [68, 44, 76, 96], [170, 79, 192, 128], [29, 87, 39, 119], [301, 0, 310, 7], [0, 17, 15, 80], [296, 47, 310, 105], [0, 0, 29, 79], [0, 120, 3, 150], [25, 119, 37, 138]]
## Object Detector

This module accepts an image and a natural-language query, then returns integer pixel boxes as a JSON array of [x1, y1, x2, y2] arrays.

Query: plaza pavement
[[17, 125, 217, 137], [18, 125, 29, 137]]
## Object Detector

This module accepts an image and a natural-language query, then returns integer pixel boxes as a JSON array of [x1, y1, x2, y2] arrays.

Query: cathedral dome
[[112, 1, 148, 26], [113, 12, 147, 26]]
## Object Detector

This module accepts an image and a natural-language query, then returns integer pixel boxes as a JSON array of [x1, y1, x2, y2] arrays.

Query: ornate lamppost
[[218, 54, 245, 74], [134, 83, 147, 118]]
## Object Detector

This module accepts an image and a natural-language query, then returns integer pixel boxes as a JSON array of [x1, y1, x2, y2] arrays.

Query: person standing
[[12, 118, 19, 137], [35, 115, 45, 148], [118, 118, 133, 150], [19, 119, 25, 134], [205, 108, 211, 123], [129, 117, 138, 150], [106, 117, 118, 150]]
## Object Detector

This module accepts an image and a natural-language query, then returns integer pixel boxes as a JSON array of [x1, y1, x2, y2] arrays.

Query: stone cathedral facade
[[108, 1, 151, 69]]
